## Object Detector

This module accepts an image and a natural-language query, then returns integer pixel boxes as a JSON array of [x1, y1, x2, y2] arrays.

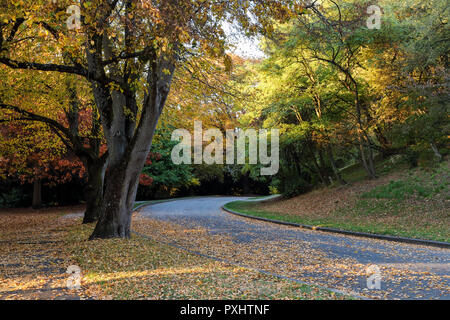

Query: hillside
[[226, 158, 450, 242]]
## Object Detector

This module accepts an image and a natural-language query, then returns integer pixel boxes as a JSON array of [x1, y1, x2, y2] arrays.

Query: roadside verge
[[222, 199, 450, 249]]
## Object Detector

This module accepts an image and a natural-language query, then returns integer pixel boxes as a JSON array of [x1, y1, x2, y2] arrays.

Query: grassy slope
[[225, 158, 449, 242]]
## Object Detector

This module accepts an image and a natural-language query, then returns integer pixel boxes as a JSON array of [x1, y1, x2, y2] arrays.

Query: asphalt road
[[138, 196, 450, 299]]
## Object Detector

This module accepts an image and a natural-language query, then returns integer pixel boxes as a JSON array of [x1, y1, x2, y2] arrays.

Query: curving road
[[138, 196, 450, 300]]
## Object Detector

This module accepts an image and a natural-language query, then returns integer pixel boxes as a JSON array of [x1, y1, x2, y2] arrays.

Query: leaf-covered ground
[[0, 207, 346, 300], [0, 206, 92, 300], [134, 207, 450, 300], [230, 162, 449, 242]]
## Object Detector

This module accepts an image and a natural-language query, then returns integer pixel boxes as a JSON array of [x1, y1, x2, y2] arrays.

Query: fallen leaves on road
[[65, 214, 345, 300], [1, 207, 344, 300], [133, 212, 450, 299]]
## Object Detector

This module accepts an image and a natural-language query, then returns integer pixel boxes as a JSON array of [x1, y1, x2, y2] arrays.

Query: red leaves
[[140, 152, 163, 183], [139, 174, 153, 186], [144, 151, 162, 166]]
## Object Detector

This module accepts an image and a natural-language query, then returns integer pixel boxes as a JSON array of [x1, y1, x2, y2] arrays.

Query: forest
[[0, 0, 448, 239]]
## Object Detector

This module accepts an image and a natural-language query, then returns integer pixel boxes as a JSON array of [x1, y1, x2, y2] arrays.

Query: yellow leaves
[[37, 28, 49, 38], [83, 2, 92, 9], [54, 11, 66, 19], [293, 3, 306, 15], [131, 214, 350, 299]]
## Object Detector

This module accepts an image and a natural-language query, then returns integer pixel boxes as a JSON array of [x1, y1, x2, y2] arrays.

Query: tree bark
[[89, 53, 175, 239], [82, 159, 106, 224], [89, 165, 134, 238], [32, 179, 42, 209], [430, 142, 443, 162], [89, 132, 155, 239], [328, 147, 347, 185], [366, 140, 377, 178]]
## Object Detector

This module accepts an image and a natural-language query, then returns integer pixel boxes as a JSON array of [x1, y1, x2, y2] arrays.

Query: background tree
[[0, 65, 106, 222], [237, 0, 448, 196], [0, 120, 85, 209], [137, 124, 196, 199]]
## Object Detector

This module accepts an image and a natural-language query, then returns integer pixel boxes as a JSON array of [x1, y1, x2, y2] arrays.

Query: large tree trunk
[[32, 179, 42, 209], [86, 30, 176, 239], [82, 159, 106, 224], [89, 67, 174, 239], [89, 164, 137, 238], [89, 134, 153, 239]]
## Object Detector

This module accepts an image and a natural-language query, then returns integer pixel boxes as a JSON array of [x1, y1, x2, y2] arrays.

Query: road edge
[[222, 203, 450, 249]]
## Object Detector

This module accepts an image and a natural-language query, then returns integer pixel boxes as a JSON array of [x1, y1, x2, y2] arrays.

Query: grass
[[361, 170, 448, 200], [224, 159, 450, 243], [248, 195, 274, 200], [339, 155, 409, 184]]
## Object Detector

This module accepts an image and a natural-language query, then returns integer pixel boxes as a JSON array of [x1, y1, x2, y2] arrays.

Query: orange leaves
[[0, 119, 86, 185]]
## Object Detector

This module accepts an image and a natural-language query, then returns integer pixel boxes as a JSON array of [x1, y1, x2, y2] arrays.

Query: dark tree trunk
[[242, 173, 250, 195], [86, 30, 176, 240], [328, 147, 347, 185], [82, 159, 106, 224], [89, 166, 135, 238], [358, 136, 377, 179], [32, 179, 42, 209], [89, 80, 173, 239], [89, 143, 148, 239]]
